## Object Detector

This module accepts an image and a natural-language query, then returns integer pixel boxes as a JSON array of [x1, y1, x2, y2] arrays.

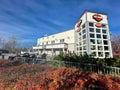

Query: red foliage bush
[[0, 59, 119, 90]]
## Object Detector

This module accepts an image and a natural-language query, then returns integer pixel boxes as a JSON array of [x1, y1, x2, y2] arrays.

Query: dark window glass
[[80, 47, 82, 50], [97, 34, 101, 38], [105, 52, 109, 57], [98, 46, 103, 50], [98, 52, 103, 57], [79, 32, 81, 35], [103, 35, 107, 39], [90, 34, 95, 38], [83, 34, 86, 39], [46, 42, 48, 45], [91, 52, 96, 56], [89, 28, 94, 32], [90, 39, 95, 44], [82, 29, 86, 34], [104, 46, 109, 50], [102, 30, 107, 33], [97, 40, 102, 44], [96, 29, 100, 33], [60, 39, 64, 43], [102, 24, 106, 28], [89, 22, 94, 26], [82, 24, 85, 29], [104, 40, 108, 45]]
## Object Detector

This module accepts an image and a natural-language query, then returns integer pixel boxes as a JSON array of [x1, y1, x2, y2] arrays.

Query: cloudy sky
[[0, 0, 120, 47]]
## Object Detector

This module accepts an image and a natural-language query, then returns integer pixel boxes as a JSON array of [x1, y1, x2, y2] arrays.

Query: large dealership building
[[33, 10, 113, 58]]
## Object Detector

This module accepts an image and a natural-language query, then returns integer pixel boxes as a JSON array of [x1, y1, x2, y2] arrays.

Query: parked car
[[21, 53, 30, 57], [29, 54, 36, 58], [8, 56, 16, 60], [41, 53, 47, 59]]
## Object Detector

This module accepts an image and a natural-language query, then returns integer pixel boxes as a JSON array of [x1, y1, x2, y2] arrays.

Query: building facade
[[33, 10, 113, 58], [33, 29, 75, 55], [75, 10, 113, 58]]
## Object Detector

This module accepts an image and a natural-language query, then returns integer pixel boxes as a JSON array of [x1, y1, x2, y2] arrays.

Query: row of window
[[79, 34, 108, 40], [78, 45, 109, 51], [90, 39, 108, 45], [89, 28, 107, 34], [79, 51, 110, 57], [39, 39, 65, 45], [90, 33, 108, 39], [90, 45, 109, 50], [91, 52, 110, 57], [79, 39, 108, 46], [79, 22, 107, 36]]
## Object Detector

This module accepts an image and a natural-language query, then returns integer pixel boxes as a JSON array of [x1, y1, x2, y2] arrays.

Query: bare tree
[[3, 36, 18, 53], [0, 37, 6, 49], [112, 34, 120, 54]]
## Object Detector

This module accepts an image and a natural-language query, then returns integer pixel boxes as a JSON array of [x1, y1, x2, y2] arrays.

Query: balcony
[[33, 43, 68, 50]]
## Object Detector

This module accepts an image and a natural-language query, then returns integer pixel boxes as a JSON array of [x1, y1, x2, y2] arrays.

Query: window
[[98, 46, 103, 50], [60, 39, 64, 43], [42, 42, 44, 45], [83, 40, 86, 44], [104, 40, 108, 45], [82, 29, 86, 34], [102, 24, 106, 28], [97, 40, 102, 44], [51, 40, 55, 44], [46, 42, 48, 45], [105, 52, 109, 57], [89, 28, 94, 32], [91, 52, 96, 56], [104, 46, 109, 50], [83, 52, 87, 55], [79, 32, 81, 35], [79, 42, 81, 45], [96, 34, 101, 38], [98, 52, 103, 57], [83, 46, 86, 50], [102, 29, 107, 33], [83, 34, 86, 39], [89, 22, 94, 27], [79, 37, 81, 40], [91, 45, 96, 50], [96, 29, 100, 33], [80, 47, 82, 50], [80, 52, 82, 55], [90, 39, 95, 44], [103, 35, 107, 39], [82, 24, 85, 29], [90, 34, 95, 38]]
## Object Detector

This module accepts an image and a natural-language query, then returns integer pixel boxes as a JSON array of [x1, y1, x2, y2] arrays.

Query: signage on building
[[75, 19, 82, 32], [93, 13, 103, 27]]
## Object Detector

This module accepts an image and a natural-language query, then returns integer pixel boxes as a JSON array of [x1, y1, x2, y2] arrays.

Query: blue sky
[[0, 0, 120, 47]]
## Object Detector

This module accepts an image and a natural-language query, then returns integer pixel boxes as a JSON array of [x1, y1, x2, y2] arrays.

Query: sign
[[93, 13, 103, 22], [75, 19, 82, 32], [93, 13, 103, 27]]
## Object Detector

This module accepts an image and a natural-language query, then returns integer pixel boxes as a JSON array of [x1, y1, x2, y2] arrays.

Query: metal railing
[[53, 60, 120, 76], [14, 57, 120, 77]]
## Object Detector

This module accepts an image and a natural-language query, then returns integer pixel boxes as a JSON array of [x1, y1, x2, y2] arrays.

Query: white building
[[33, 29, 75, 55], [33, 10, 113, 58]]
